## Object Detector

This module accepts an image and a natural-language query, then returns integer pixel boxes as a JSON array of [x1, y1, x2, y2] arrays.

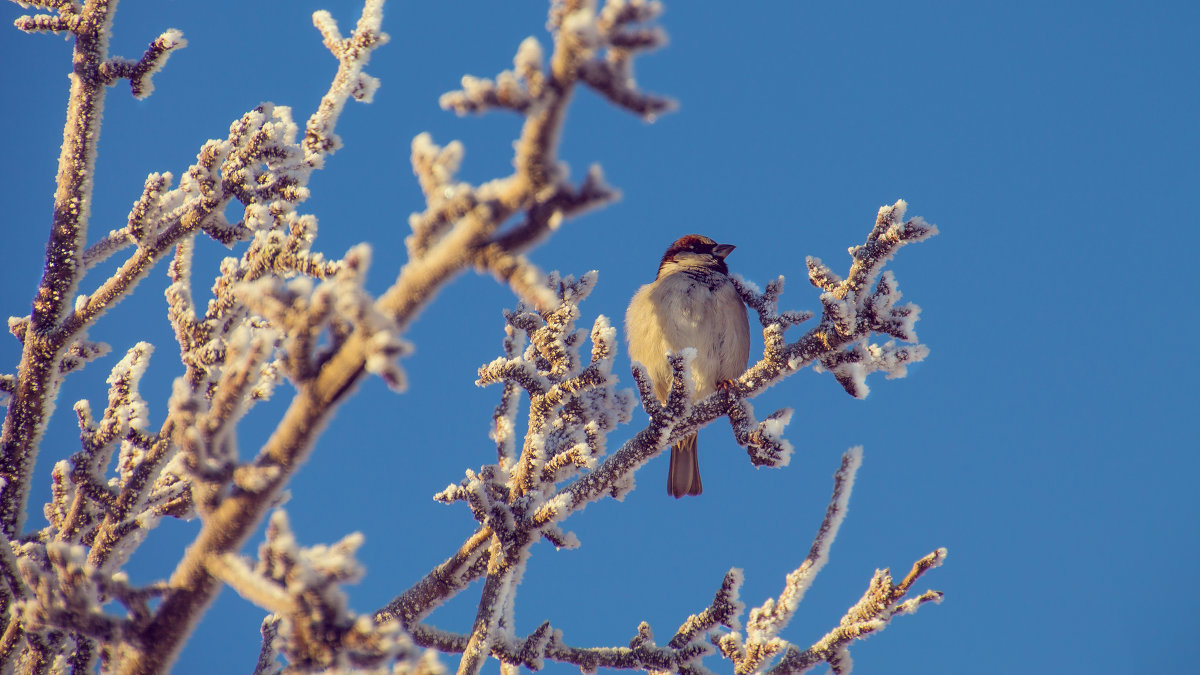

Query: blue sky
[[2, 1, 1197, 673]]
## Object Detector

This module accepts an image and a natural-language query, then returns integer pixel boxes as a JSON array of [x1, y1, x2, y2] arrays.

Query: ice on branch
[[784, 201, 937, 398], [768, 548, 947, 674], [211, 510, 428, 672], [413, 448, 942, 674], [101, 343, 154, 435], [733, 275, 815, 331], [441, 0, 672, 120], [865, 271, 920, 342], [220, 104, 311, 208], [393, 0, 656, 326], [428, 269, 652, 675], [573, 0, 675, 120], [747, 450, 861, 646], [58, 337, 112, 376], [729, 402, 794, 468], [237, 244, 411, 392], [465, 272, 635, 515], [42, 344, 154, 546], [670, 448, 945, 674], [817, 339, 931, 399], [97, 28, 189, 99], [726, 200, 938, 401], [12, 539, 165, 648], [664, 568, 746, 663], [306, 0, 390, 165], [487, 324, 527, 465], [402, 124, 616, 311], [81, 171, 177, 271], [440, 37, 545, 115], [0, 376, 15, 405], [12, 0, 88, 37], [2, 3, 402, 663]]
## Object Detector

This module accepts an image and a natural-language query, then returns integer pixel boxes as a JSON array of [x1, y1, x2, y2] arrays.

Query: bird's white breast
[[625, 271, 750, 402]]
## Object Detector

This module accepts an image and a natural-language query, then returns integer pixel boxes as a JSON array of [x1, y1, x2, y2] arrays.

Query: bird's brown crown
[[667, 234, 718, 252], [657, 234, 731, 279]]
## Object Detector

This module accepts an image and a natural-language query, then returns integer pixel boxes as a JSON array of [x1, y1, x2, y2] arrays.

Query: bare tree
[[1, 0, 944, 673]]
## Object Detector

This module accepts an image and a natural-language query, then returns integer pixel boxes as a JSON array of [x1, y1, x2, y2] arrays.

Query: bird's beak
[[712, 243, 735, 260]]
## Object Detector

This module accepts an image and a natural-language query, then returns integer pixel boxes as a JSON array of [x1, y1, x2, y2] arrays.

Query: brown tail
[[667, 432, 702, 498]]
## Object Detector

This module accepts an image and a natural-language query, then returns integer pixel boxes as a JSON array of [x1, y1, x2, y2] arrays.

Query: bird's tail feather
[[667, 432, 702, 498]]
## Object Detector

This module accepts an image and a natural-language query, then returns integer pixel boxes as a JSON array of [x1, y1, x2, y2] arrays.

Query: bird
[[625, 234, 751, 498]]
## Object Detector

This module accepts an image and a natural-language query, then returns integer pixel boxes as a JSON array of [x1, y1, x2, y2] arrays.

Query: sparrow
[[625, 235, 751, 498]]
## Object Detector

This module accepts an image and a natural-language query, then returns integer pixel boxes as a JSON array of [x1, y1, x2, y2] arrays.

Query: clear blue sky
[[2, 1, 1197, 673]]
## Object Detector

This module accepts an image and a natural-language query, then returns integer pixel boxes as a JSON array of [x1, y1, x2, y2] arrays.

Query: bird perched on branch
[[626, 234, 750, 498]]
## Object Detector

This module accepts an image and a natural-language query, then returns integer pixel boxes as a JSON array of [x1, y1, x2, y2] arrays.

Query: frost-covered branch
[[394, 0, 659, 318], [11, 0, 79, 36], [3, 0, 120, 540], [428, 273, 634, 674], [392, 446, 942, 674], [440, 1, 673, 121], [764, 548, 946, 675], [377, 193, 941, 669], [1, 0, 400, 669], [5, 0, 679, 669], [3, 0, 946, 671], [130, 0, 670, 666], [207, 511, 426, 672], [0, 0, 383, 544], [98, 29, 188, 99], [401, 618, 689, 673], [799, 200, 937, 398], [714, 449, 861, 673]]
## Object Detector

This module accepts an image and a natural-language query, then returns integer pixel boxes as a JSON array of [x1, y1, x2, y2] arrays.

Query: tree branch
[[1, 0, 117, 540]]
